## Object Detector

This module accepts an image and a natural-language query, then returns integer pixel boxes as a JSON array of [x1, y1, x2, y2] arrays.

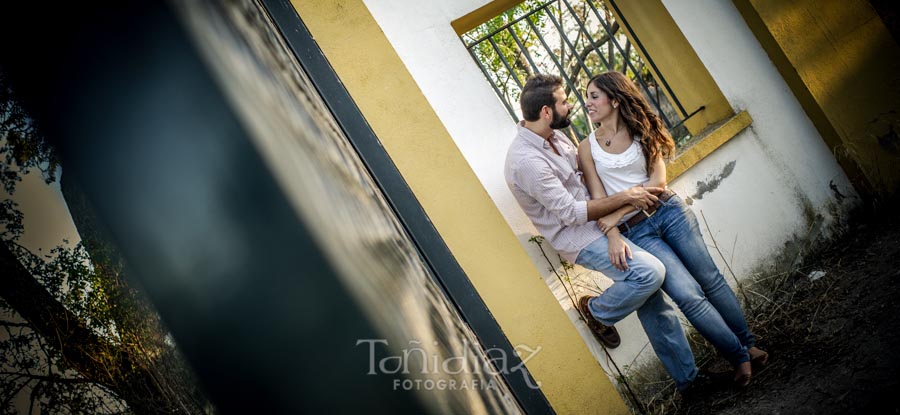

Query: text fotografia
[[394, 378, 498, 391], [356, 339, 542, 390]]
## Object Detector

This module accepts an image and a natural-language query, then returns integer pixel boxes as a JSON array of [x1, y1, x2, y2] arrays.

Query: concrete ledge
[[667, 109, 752, 181]]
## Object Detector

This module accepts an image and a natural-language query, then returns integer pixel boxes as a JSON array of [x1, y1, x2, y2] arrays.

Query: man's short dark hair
[[520, 74, 564, 121]]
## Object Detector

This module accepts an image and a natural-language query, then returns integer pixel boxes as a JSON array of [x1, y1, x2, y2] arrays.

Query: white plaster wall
[[660, 0, 857, 277], [362, 0, 856, 388]]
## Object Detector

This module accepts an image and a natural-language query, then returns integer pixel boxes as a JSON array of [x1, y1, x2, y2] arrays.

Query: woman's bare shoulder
[[577, 132, 595, 153]]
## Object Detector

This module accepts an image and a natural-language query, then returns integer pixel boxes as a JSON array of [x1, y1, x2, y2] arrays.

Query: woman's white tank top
[[588, 130, 649, 224]]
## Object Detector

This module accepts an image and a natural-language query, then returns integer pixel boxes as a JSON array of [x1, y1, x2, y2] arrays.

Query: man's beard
[[550, 107, 571, 129]]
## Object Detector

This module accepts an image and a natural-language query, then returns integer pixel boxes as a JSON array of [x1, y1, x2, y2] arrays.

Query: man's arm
[[585, 189, 660, 221], [515, 157, 660, 225]]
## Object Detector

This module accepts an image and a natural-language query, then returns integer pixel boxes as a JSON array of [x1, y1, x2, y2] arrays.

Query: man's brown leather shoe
[[578, 296, 621, 348]]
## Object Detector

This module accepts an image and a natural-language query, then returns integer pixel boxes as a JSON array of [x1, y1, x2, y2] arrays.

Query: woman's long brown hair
[[588, 72, 675, 174]]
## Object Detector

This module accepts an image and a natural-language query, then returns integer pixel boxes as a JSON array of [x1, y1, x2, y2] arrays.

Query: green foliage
[[0, 241, 135, 412], [0, 69, 210, 414], [0, 69, 59, 195], [0, 199, 22, 242], [463, 0, 547, 110]]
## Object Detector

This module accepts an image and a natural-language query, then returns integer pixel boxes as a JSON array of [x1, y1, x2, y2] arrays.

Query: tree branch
[[565, 21, 619, 83], [0, 376, 33, 409], [0, 242, 117, 388], [0, 242, 178, 414], [0, 371, 92, 384], [28, 380, 39, 415]]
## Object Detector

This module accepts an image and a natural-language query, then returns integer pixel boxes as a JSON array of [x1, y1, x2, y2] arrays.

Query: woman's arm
[[577, 139, 608, 200], [644, 155, 667, 189], [577, 138, 633, 270], [597, 206, 635, 234]]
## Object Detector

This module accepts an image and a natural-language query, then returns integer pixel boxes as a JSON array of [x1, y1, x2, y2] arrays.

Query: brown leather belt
[[617, 189, 676, 233]]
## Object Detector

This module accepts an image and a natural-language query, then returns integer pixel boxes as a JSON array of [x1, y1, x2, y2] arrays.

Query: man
[[504, 74, 699, 391]]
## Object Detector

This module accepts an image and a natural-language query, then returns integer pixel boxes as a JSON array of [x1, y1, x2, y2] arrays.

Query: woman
[[577, 71, 767, 387]]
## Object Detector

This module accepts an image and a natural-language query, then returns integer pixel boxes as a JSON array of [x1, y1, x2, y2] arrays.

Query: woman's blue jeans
[[621, 195, 755, 367], [576, 236, 698, 390]]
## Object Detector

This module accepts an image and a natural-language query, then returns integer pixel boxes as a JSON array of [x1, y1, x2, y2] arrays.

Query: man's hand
[[607, 231, 632, 271], [622, 186, 663, 210]]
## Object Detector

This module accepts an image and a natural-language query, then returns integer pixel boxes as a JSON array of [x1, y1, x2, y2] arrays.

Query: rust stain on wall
[[691, 160, 736, 200]]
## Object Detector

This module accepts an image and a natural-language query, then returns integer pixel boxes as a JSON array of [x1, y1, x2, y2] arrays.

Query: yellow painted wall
[[452, 0, 523, 34], [610, 0, 734, 136], [736, 0, 900, 197], [291, 1, 629, 414], [667, 110, 753, 181]]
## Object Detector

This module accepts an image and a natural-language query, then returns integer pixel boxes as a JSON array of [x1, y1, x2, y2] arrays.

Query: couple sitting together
[[504, 72, 768, 393]]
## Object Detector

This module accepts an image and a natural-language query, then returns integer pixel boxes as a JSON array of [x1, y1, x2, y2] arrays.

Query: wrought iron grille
[[462, 0, 700, 146]]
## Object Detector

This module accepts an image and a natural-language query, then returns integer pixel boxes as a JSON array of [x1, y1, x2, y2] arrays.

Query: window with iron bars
[[461, 0, 701, 147]]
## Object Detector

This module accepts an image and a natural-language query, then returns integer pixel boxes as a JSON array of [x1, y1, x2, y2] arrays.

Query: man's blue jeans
[[576, 236, 698, 390], [620, 194, 755, 367]]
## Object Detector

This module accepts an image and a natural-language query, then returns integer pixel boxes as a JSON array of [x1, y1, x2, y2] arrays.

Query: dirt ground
[[664, 208, 900, 414]]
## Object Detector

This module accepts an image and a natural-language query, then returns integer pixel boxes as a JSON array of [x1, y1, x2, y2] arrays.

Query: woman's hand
[[597, 212, 623, 234], [607, 230, 632, 271]]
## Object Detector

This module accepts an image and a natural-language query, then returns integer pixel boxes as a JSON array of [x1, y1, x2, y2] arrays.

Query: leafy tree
[[0, 69, 212, 414], [463, 0, 548, 113]]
